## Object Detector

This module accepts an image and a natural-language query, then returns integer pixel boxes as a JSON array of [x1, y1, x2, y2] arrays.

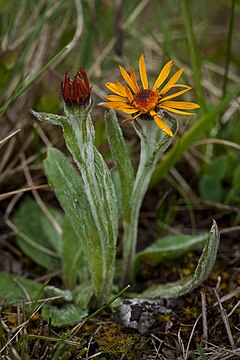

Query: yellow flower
[[104, 55, 200, 136]]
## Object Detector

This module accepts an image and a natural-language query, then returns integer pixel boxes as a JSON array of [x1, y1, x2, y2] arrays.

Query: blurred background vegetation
[[0, 0, 240, 255]]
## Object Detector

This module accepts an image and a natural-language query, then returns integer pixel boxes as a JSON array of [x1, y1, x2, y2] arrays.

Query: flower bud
[[61, 67, 91, 108]]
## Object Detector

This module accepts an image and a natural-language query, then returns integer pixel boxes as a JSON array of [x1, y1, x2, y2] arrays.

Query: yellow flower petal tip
[[104, 55, 200, 136]]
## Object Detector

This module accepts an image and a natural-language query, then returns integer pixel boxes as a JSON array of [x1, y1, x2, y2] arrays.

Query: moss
[[94, 322, 149, 359]]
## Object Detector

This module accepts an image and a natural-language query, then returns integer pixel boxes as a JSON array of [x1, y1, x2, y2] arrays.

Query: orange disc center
[[132, 89, 158, 113]]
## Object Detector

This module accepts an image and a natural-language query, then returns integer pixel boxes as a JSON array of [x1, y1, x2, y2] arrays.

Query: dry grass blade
[[184, 314, 202, 359], [0, 185, 48, 201], [195, 138, 240, 151], [213, 288, 236, 350], [86, 325, 102, 359], [4, 194, 60, 258], [202, 341, 240, 360], [0, 299, 48, 354], [20, 153, 62, 235], [0, 129, 21, 145], [52, 0, 84, 67], [213, 287, 240, 306], [89, 0, 151, 77], [227, 300, 240, 318], [201, 292, 208, 346]]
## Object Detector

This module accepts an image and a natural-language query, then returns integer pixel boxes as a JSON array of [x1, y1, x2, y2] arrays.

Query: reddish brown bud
[[61, 67, 91, 107]]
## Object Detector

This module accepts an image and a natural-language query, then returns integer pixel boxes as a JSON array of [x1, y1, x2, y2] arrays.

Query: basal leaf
[[72, 282, 94, 309], [42, 303, 87, 327], [199, 175, 224, 202], [0, 272, 42, 304], [141, 221, 220, 298], [62, 218, 88, 289], [43, 147, 103, 295], [13, 200, 62, 270], [134, 232, 208, 272], [44, 285, 73, 302]]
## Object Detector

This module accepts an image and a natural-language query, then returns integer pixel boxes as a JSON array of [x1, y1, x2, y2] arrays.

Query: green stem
[[122, 151, 155, 284], [121, 118, 177, 284]]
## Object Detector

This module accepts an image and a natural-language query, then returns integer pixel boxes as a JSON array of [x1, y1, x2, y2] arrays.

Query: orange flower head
[[61, 67, 91, 107], [104, 55, 200, 136]]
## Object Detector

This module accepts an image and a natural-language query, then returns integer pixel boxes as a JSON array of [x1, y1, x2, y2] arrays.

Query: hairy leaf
[[43, 147, 103, 296], [134, 232, 208, 270], [62, 218, 88, 289], [13, 200, 62, 270], [141, 221, 220, 298], [0, 272, 42, 304], [105, 109, 134, 221], [42, 303, 87, 327]]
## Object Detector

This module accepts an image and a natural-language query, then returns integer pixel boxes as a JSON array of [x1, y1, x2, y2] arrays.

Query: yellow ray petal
[[159, 87, 192, 102], [105, 82, 126, 96], [153, 60, 173, 90], [105, 95, 126, 102], [104, 101, 128, 109], [150, 110, 173, 136], [121, 113, 141, 123], [171, 84, 191, 88], [130, 67, 140, 91], [119, 65, 139, 93], [120, 107, 139, 114], [121, 118, 134, 123], [160, 105, 196, 116], [115, 81, 128, 95], [139, 54, 148, 89], [162, 101, 200, 109], [160, 68, 185, 95], [160, 84, 191, 96], [124, 85, 134, 101]]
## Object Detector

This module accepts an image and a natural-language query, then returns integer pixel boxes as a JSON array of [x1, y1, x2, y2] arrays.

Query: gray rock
[[113, 298, 172, 334]]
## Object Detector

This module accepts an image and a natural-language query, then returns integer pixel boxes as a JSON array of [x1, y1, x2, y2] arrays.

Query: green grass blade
[[181, 0, 207, 112], [222, 0, 236, 98], [0, 46, 66, 117]]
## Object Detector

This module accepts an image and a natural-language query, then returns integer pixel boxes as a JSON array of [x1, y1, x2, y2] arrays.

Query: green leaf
[[40, 105, 118, 303], [72, 282, 94, 309], [111, 169, 123, 217], [13, 200, 62, 270], [0, 272, 42, 304], [41, 208, 63, 253], [134, 232, 208, 271], [44, 286, 73, 302], [209, 156, 228, 180], [232, 163, 240, 189], [43, 147, 103, 296], [35, 105, 118, 303], [140, 220, 220, 298], [62, 218, 88, 289], [196, 344, 207, 360], [42, 303, 87, 327], [199, 175, 224, 202], [30, 109, 68, 127], [105, 109, 134, 221]]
